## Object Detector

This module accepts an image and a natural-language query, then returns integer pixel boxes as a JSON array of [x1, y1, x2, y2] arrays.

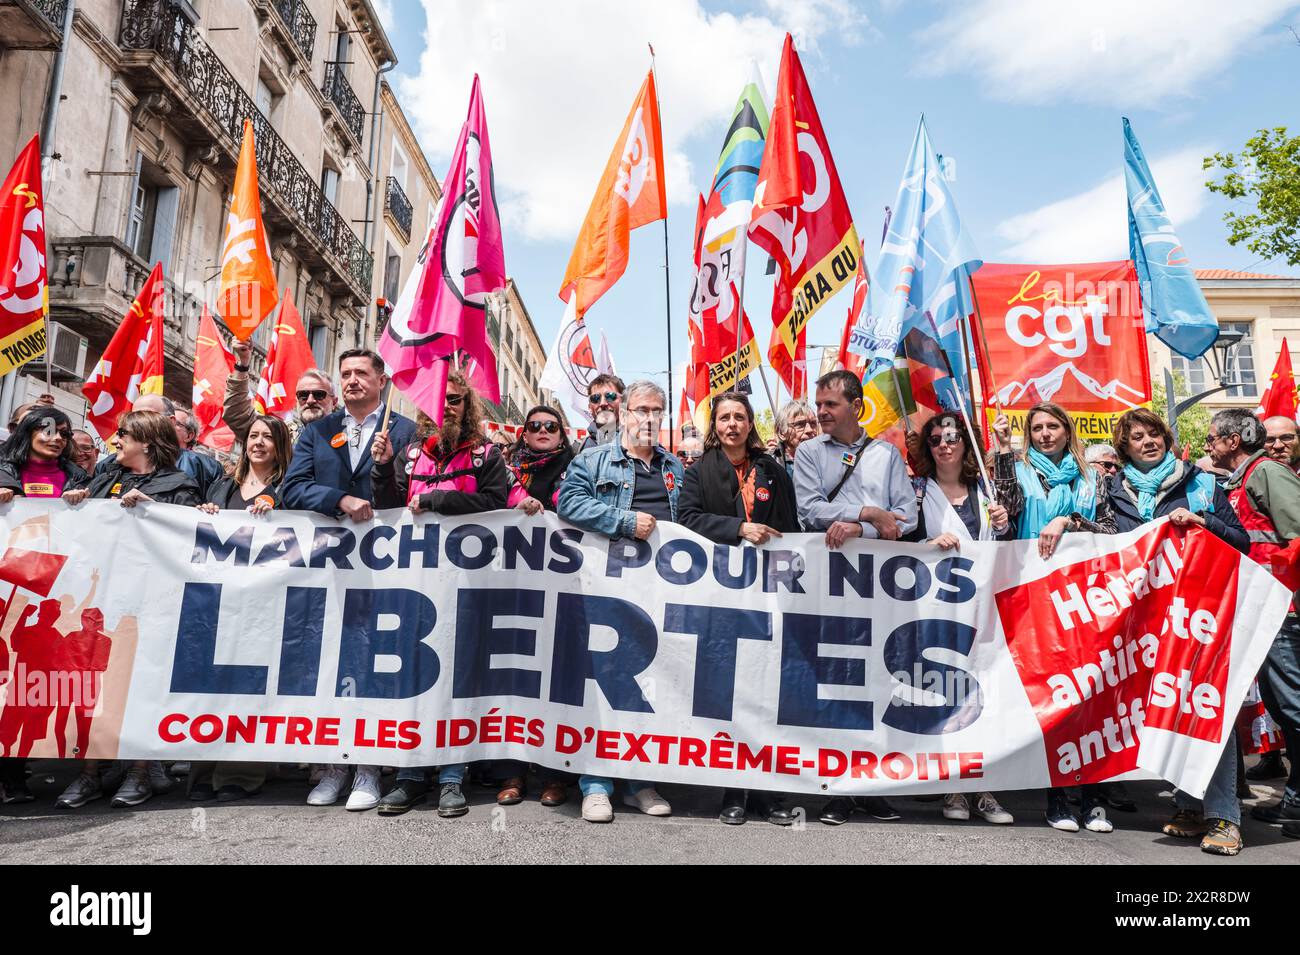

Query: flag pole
[[649, 45, 675, 451]]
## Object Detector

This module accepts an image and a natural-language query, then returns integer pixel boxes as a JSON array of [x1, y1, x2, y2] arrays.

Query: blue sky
[[375, 0, 1300, 416]]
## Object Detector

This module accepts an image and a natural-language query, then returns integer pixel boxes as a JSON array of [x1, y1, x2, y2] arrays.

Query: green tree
[[1204, 127, 1300, 266], [755, 408, 775, 443], [1147, 374, 1212, 460]]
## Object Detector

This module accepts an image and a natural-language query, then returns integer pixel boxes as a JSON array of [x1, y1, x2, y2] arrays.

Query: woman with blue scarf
[[991, 402, 1118, 833], [1106, 407, 1249, 856]]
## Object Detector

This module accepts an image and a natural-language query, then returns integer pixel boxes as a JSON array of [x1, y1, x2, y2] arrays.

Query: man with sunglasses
[[574, 374, 625, 454], [1085, 443, 1120, 479], [225, 337, 337, 446]]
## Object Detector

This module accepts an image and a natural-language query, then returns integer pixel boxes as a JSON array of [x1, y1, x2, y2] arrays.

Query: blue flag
[[848, 117, 981, 411], [1124, 117, 1218, 360]]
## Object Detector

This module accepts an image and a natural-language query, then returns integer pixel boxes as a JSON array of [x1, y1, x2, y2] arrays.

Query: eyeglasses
[[296, 389, 329, 402], [445, 393, 465, 407], [679, 451, 702, 462], [1266, 434, 1298, 444], [627, 407, 664, 421], [588, 391, 621, 405], [525, 420, 560, 434], [927, 433, 962, 448]]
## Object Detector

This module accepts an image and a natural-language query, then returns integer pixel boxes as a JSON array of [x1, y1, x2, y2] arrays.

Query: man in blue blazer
[[282, 348, 416, 521]]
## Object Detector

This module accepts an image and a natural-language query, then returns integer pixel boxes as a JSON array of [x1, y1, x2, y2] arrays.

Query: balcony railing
[[271, 0, 315, 63], [322, 62, 365, 147], [31, 0, 68, 28], [118, 0, 373, 298], [385, 176, 412, 239]]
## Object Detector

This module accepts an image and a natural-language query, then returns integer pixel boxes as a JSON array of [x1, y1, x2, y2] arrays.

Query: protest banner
[[0, 502, 1283, 798], [972, 262, 1151, 442]]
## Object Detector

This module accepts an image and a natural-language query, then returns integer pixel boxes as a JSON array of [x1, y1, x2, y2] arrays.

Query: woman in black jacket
[[506, 406, 574, 515], [678, 391, 798, 826]]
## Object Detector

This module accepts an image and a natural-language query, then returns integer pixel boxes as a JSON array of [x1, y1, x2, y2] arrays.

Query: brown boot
[[539, 780, 568, 807], [1200, 819, 1243, 856], [496, 777, 525, 806]]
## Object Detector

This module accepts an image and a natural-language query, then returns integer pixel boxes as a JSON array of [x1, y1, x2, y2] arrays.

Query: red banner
[[972, 261, 1150, 442]]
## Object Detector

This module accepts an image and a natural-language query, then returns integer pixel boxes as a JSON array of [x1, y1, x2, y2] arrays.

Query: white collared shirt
[[341, 408, 381, 471]]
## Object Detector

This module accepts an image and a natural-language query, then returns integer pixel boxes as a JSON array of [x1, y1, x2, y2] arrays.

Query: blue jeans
[[1174, 730, 1240, 825], [579, 775, 653, 798], [1258, 625, 1300, 807], [396, 765, 466, 785]]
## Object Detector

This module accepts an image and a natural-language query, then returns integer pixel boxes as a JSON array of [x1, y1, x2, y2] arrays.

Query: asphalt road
[[3, 761, 1297, 865]]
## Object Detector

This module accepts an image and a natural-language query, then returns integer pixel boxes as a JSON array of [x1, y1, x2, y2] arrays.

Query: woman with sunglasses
[[371, 372, 508, 818], [507, 406, 574, 516], [907, 413, 1015, 826], [0, 408, 92, 804], [678, 391, 799, 825], [991, 401, 1118, 833]]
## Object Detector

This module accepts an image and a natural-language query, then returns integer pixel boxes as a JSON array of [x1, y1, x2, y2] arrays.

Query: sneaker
[[1250, 799, 1300, 824], [2, 781, 34, 804], [860, 796, 900, 821], [975, 792, 1014, 825], [1162, 808, 1209, 838], [437, 782, 469, 817], [146, 761, 173, 795], [1245, 753, 1287, 781], [56, 773, 102, 809], [377, 778, 428, 816], [581, 792, 614, 823], [1046, 794, 1079, 832], [306, 765, 351, 806], [1084, 805, 1113, 833], [623, 787, 671, 816], [111, 768, 153, 808], [942, 793, 970, 821], [345, 766, 382, 811], [1200, 819, 1242, 856]]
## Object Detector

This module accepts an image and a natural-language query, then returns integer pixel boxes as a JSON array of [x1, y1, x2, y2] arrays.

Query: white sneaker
[[976, 792, 1014, 824], [111, 767, 153, 807], [307, 765, 351, 806], [56, 773, 102, 809], [623, 787, 671, 816], [581, 792, 614, 823], [942, 793, 970, 820], [345, 766, 382, 811], [1085, 805, 1113, 833]]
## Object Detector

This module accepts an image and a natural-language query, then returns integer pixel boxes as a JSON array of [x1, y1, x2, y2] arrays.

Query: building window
[[309, 318, 329, 368], [1170, 320, 1257, 399], [321, 165, 340, 204], [383, 242, 401, 305], [390, 142, 408, 192], [125, 156, 179, 267]]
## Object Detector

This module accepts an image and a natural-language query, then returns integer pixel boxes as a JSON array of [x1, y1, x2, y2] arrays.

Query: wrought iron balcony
[[117, 0, 373, 298], [384, 176, 412, 239], [322, 61, 365, 147], [0, 0, 68, 49], [271, 0, 315, 63]]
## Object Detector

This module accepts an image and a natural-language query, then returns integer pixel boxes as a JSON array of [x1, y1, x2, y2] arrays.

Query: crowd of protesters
[[0, 350, 1296, 859]]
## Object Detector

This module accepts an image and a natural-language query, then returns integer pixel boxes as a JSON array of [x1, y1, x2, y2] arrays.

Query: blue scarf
[[1123, 452, 1178, 522], [1014, 448, 1096, 539]]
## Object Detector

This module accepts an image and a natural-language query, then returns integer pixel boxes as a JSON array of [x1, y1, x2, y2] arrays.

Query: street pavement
[[2, 760, 1297, 864]]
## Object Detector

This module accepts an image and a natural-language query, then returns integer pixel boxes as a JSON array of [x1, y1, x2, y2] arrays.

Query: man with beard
[[1264, 415, 1300, 475], [370, 370, 508, 818], [226, 338, 337, 445], [574, 374, 624, 454]]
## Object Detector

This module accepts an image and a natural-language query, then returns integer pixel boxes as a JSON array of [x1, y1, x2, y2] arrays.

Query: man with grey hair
[[96, 393, 223, 496], [558, 379, 682, 824], [226, 338, 336, 446], [1085, 442, 1120, 479], [1202, 407, 1300, 849]]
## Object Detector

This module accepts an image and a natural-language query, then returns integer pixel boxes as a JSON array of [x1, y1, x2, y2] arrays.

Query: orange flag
[[82, 262, 167, 440], [1257, 337, 1299, 422], [558, 69, 667, 317], [193, 305, 235, 451], [255, 289, 316, 418], [218, 119, 278, 340]]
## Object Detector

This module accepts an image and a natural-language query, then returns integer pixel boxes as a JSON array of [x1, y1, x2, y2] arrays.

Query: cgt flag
[[0, 134, 49, 375], [750, 34, 859, 362], [1256, 337, 1299, 423], [192, 306, 235, 452], [218, 120, 279, 341], [255, 289, 316, 418], [82, 262, 166, 440], [379, 75, 505, 423]]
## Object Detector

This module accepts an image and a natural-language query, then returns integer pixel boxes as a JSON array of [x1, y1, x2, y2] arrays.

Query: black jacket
[[678, 447, 799, 544], [0, 457, 90, 495], [372, 437, 510, 514], [1107, 461, 1248, 553], [506, 446, 574, 512], [95, 448, 223, 499], [88, 464, 202, 506], [205, 474, 286, 511]]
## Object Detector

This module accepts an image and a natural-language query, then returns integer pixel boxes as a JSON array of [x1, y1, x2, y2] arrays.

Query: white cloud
[[919, 0, 1299, 106], [993, 144, 1214, 262], [395, 0, 866, 243]]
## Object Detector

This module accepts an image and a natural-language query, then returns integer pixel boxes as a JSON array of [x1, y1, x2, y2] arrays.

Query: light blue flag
[[1124, 117, 1219, 360], [848, 117, 981, 409]]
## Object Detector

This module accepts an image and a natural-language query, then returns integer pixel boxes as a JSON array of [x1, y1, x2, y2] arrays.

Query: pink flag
[[379, 75, 504, 424]]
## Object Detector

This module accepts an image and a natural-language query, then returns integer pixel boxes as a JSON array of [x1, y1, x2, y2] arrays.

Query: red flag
[[0, 135, 49, 375], [769, 325, 807, 399], [836, 241, 868, 380], [81, 262, 166, 440], [255, 289, 316, 418], [1256, 337, 1299, 422], [0, 547, 66, 596], [193, 305, 235, 451], [218, 120, 278, 340]]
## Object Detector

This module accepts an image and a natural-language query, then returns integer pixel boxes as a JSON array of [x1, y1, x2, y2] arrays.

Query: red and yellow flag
[[255, 289, 316, 418], [0, 135, 49, 375], [193, 305, 235, 451], [218, 119, 278, 340], [558, 70, 667, 317], [1258, 337, 1299, 423], [82, 262, 167, 440]]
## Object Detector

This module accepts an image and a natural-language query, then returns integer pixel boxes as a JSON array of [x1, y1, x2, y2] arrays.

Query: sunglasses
[[679, 451, 702, 461], [445, 393, 465, 407], [114, 428, 131, 440], [1097, 461, 1119, 472], [296, 389, 329, 402], [525, 420, 560, 434], [927, 433, 963, 448], [588, 391, 620, 405]]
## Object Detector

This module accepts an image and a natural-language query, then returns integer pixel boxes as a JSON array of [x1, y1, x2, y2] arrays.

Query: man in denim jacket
[[557, 380, 682, 823]]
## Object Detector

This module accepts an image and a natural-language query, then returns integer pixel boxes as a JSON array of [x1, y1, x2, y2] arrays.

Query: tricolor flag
[[82, 262, 166, 440]]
